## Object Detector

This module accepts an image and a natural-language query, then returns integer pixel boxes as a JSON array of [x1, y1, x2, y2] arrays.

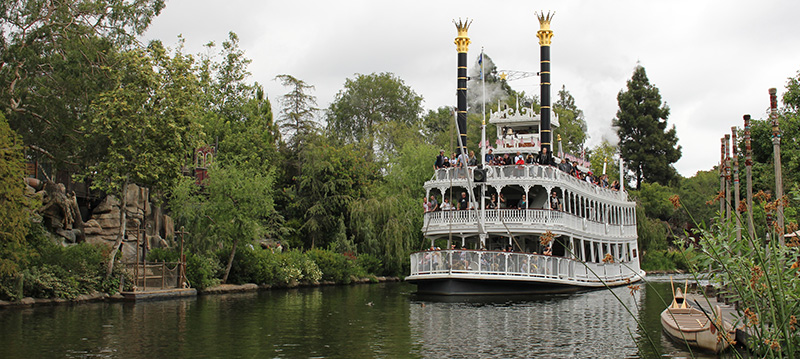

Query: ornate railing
[[408, 250, 639, 284], [422, 209, 637, 239], [428, 165, 627, 201]]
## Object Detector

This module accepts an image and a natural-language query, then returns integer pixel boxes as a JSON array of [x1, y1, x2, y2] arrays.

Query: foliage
[[306, 248, 361, 284], [0, 232, 130, 301], [146, 248, 220, 290], [640, 249, 693, 271], [82, 41, 201, 195], [554, 85, 588, 155], [636, 206, 669, 252], [197, 33, 280, 171], [326, 72, 423, 159], [290, 134, 381, 249], [172, 161, 277, 283], [588, 140, 619, 182], [1, 0, 165, 170], [275, 74, 318, 148], [614, 65, 681, 188], [220, 247, 323, 286], [0, 113, 34, 275]]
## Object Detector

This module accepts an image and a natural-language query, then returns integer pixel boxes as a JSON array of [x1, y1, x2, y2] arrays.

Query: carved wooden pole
[[725, 134, 731, 223], [732, 126, 741, 243], [454, 18, 472, 156], [720, 137, 726, 217], [744, 114, 755, 243], [769, 88, 785, 245]]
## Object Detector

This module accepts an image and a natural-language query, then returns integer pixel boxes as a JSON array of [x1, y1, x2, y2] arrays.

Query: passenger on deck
[[550, 191, 562, 211], [429, 195, 439, 212], [485, 148, 495, 164], [526, 154, 536, 164], [499, 193, 507, 209], [434, 150, 446, 169], [514, 151, 524, 165], [468, 150, 478, 166], [459, 192, 470, 210], [487, 194, 498, 209], [537, 147, 554, 166], [441, 198, 454, 211], [519, 194, 527, 209], [422, 197, 429, 212]]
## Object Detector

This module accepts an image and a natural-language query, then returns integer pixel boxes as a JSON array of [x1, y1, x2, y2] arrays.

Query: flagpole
[[480, 47, 487, 167]]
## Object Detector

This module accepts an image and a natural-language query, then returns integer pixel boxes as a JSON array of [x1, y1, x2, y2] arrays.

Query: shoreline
[[0, 276, 402, 309]]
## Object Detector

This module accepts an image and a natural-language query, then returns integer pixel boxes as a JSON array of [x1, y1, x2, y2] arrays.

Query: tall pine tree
[[613, 65, 681, 188]]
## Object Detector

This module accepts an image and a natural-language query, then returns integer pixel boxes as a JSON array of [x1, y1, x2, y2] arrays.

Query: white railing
[[428, 164, 627, 201], [409, 250, 640, 284], [422, 209, 637, 239]]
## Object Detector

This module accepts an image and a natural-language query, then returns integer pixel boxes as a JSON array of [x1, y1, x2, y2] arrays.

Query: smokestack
[[536, 11, 554, 154], [454, 19, 472, 155]]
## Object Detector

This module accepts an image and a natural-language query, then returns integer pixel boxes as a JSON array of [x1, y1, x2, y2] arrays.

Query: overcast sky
[[142, 0, 800, 177]]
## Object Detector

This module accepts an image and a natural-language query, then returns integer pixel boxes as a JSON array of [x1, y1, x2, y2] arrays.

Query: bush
[[306, 248, 361, 283], [641, 248, 693, 271], [356, 253, 383, 276], [0, 240, 129, 300]]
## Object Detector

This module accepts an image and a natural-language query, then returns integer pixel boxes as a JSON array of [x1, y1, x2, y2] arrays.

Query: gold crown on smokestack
[[453, 18, 472, 53], [536, 11, 554, 46]]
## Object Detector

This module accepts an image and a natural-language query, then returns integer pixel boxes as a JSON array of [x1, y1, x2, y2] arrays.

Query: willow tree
[[613, 65, 681, 188], [0, 113, 34, 275]]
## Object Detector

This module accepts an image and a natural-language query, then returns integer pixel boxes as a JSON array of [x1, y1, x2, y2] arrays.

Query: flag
[[478, 52, 483, 79]]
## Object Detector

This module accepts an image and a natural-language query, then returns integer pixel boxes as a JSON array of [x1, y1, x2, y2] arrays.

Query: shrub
[[356, 253, 383, 276], [306, 248, 360, 284]]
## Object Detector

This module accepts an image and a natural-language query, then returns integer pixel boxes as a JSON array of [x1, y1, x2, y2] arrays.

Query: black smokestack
[[454, 19, 472, 155], [536, 12, 554, 154]]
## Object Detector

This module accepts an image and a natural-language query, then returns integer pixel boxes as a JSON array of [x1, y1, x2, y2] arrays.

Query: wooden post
[[724, 134, 731, 223], [744, 115, 755, 245], [720, 137, 726, 218], [769, 88, 785, 245], [732, 126, 741, 244]]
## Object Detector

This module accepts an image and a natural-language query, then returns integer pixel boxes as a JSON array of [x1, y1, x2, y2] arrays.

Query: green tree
[[588, 140, 619, 182], [292, 134, 381, 249], [1, 0, 165, 172], [169, 161, 277, 283], [82, 41, 200, 276], [613, 65, 681, 188], [275, 74, 318, 148], [0, 113, 34, 275], [554, 85, 588, 155], [326, 72, 423, 159]]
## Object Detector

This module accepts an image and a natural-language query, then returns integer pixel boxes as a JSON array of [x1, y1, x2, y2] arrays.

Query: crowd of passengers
[[433, 147, 621, 191]]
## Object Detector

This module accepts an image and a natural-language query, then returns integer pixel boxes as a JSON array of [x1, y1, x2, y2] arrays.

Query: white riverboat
[[406, 14, 645, 295]]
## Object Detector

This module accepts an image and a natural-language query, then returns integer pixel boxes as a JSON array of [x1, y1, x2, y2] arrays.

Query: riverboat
[[406, 13, 645, 295]]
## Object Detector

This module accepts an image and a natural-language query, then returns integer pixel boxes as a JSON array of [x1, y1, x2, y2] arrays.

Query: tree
[[554, 85, 588, 155], [613, 65, 681, 188], [1, 0, 165, 172], [82, 41, 201, 276], [588, 140, 619, 182], [275, 74, 318, 148], [0, 113, 33, 275], [326, 72, 423, 159], [291, 134, 381, 249]]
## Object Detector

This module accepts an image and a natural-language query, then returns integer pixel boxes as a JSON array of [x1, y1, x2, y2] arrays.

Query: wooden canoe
[[661, 280, 734, 353]]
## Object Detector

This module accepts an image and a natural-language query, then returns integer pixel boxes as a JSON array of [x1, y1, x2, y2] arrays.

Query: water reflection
[[0, 277, 751, 358], [410, 287, 643, 358]]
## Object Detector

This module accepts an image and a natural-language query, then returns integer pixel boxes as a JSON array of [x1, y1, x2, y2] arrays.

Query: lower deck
[[407, 249, 644, 295]]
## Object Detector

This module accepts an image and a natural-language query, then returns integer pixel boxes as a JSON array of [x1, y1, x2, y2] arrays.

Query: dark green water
[[0, 275, 747, 358]]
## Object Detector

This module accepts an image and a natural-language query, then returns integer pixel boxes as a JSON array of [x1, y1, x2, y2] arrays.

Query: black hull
[[407, 278, 586, 296]]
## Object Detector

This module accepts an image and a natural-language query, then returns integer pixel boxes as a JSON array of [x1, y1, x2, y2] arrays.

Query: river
[[0, 274, 746, 358]]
